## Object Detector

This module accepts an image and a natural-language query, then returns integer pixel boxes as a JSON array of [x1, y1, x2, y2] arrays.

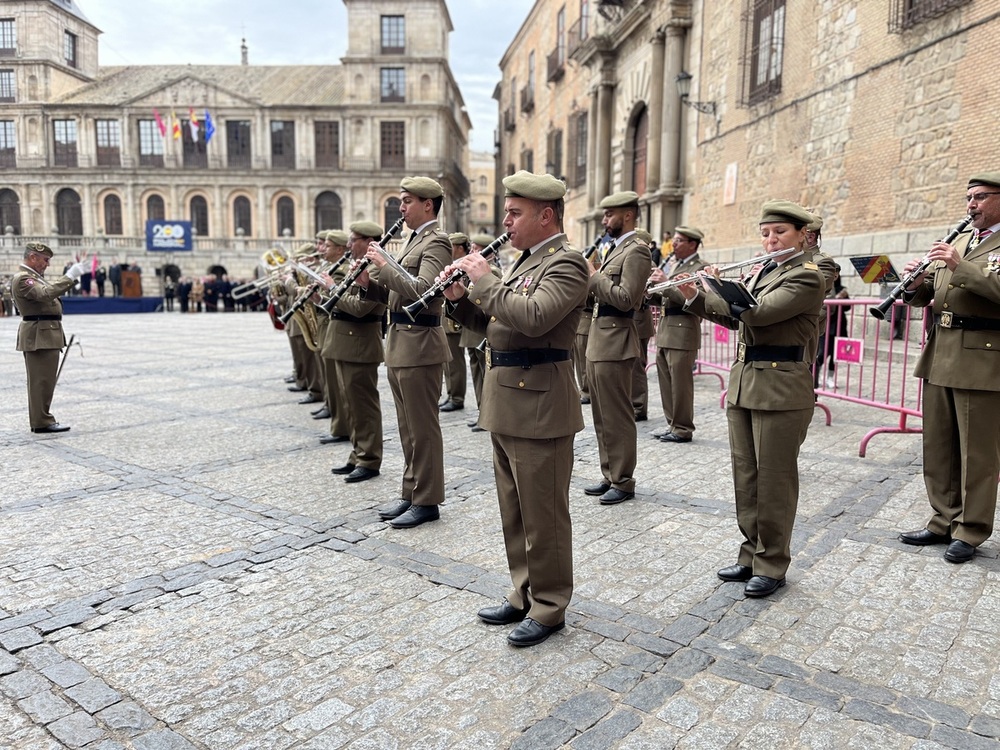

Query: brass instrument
[[319, 218, 405, 315], [232, 248, 293, 300], [277, 255, 350, 325], [290, 260, 323, 352], [645, 247, 796, 295], [403, 233, 511, 320], [869, 215, 973, 320]]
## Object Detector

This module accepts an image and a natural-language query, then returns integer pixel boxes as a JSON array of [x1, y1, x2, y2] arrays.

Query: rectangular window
[[380, 121, 405, 170], [0, 120, 15, 168], [64, 30, 78, 68], [380, 67, 405, 103], [314, 121, 340, 168], [270, 120, 295, 169], [520, 148, 534, 173], [226, 120, 252, 169], [570, 111, 588, 188], [183, 119, 207, 168], [740, 0, 785, 106], [52, 119, 77, 167], [137, 120, 164, 167], [580, 0, 589, 38], [95, 119, 121, 167], [0, 19, 15, 57], [381, 15, 405, 54], [547, 129, 563, 179], [888, 0, 972, 32], [0, 69, 14, 102]]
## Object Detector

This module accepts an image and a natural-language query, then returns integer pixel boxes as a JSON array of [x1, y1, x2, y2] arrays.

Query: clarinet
[[319, 217, 404, 315], [403, 233, 510, 320], [869, 215, 973, 320], [582, 233, 609, 261], [277, 255, 350, 325]]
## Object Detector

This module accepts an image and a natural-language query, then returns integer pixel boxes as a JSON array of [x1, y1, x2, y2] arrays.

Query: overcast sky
[[81, 0, 533, 154]]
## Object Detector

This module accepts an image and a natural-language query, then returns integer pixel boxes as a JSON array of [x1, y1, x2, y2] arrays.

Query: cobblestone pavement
[[2, 312, 999, 750]]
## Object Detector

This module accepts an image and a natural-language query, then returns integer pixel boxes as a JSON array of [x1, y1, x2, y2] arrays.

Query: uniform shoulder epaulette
[[803, 262, 819, 271]]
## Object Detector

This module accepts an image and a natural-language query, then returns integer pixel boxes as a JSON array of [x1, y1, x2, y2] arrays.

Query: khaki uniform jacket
[[363, 222, 452, 368], [586, 234, 650, 362], [321, 266, 386, 364], [459, 265, 501, 348], [12, 267, 75, 351], [450, 237, 589, 439], [909, 230, 1000, 391], [688, 253, 825, 410], [651, 253, 708, 351]]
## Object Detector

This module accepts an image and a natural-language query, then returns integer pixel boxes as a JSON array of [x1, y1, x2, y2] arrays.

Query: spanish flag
[[171, 112, 181, 140]]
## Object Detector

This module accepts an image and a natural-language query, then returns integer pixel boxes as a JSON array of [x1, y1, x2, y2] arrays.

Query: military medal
[[988, 253, 1000, 275], [521, 276, 533, 295]]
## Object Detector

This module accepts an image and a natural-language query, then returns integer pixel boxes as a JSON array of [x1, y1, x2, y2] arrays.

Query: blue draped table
[[62, 296, 163, 314]]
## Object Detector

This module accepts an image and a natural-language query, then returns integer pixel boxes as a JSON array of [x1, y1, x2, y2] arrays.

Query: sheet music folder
[[703, 277, 760, 308]]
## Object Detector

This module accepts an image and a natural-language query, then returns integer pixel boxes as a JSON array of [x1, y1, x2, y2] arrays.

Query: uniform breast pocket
[[962, 330, 1000, 352], [40, 321, 60, 332], [603, 263, 623, 283], [495, 366, 551, 393]]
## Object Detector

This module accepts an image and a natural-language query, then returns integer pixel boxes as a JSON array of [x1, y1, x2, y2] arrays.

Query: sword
[[55, 334, 83, 386]]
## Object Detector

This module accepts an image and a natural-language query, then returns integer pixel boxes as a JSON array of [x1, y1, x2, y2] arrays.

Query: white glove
[[65, 261, 88, 280]]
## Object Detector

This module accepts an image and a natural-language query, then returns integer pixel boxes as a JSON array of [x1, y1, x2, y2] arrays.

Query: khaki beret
[[599, 191, 640, 209], [25, 242, 53, 258], [806, 213, 824, 232], [759, 200, 814, 227], [349, 221, 383, 240], [635, 229, 653, 244], [471, 233, 496, 247], [448, 232, 469, 245], [674, 225, 704, 241], [326, 230, 349, 246], [314, 230, 330, 241], [968, 172, 1000, 189], [400, 176, 443, 199], [502, 170, 567, 200], [294, 243, 316, 258]]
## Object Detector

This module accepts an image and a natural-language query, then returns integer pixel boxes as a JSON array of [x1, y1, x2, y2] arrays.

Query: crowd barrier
[[648, 299, 927, 457]]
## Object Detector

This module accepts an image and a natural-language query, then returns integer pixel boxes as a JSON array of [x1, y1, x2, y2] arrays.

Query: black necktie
[[509, 249, 531, 275]]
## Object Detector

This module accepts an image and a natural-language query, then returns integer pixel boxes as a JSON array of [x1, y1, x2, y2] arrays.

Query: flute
[[869, 215, 973, 320], [403, 233, 511, 320], [318, 217, 404, 315]]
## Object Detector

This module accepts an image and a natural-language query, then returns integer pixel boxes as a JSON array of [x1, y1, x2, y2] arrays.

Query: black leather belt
[[737, 344, 805, 362], [935, 313, 1000, 331], [594, 304, 635, 319], [331, 311, 383, 324], [389, 312, 440, 327], [22, 315, 62, 321], [660, 307, 689, 317], [487, 347, 571, 369]]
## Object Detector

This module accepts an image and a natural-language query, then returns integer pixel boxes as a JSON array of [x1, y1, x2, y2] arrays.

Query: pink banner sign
[[714, 325, 730, 343], [835, 337, 863, 364]]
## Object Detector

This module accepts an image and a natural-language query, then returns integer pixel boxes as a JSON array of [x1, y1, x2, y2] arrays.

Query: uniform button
[[407, 324, 413, 330], [475, 299, 482, 304], [518, 381, 525, 388], [988, 343, 993, 348], [771, 362, 777, 368], [349, 331, 354, 336], [490, 315, 496, 322], [942, 303, 949, 309], [948, 284, 954, 289]]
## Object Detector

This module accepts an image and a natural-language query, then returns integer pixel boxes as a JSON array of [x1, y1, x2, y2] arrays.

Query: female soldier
[[677, 200, 826, 597]]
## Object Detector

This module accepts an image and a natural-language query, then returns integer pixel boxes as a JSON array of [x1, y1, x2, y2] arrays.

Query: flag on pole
[[153, 109, 167, 137], [188, 108, 200, 140], [203, 110, 216, 143], [171, 112, 181, 140]]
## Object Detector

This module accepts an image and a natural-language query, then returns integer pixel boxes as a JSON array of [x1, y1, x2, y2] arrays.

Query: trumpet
[[869, 215, 974, 320], [277, 256, 349, 325], [403, 233, 511, 320], [645, 248, 794, 295], [319, 217, 405, 315]]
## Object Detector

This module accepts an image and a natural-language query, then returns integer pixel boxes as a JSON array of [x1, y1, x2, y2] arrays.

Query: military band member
[[11, 242, 86, 433], [647, 226, 708, 443], [898, 172, 1000, 564], [284, 244, 324, 405], [678, 200, 826, 597], [440, 232, 470, 413], [443, 170, 589, 647], [357, 177, 452, 528], [583, 191, 651, 505], [327, 222, 388, 483], [315, 231, 351, 443]]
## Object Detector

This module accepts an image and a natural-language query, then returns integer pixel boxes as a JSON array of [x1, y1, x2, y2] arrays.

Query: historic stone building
[[467, 149, 497, 235], [496, 0, 999, 282], [0, 0, 471, 278]]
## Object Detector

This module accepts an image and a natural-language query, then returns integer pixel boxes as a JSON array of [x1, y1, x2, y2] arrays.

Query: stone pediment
[[126, 75, 262, 110]]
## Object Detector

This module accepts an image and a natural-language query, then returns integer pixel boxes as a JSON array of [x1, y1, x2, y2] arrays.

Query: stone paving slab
[[2, 312, 999, 749]]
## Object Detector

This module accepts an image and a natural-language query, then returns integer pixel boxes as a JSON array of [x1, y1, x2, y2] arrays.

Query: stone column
[[645, 29, 666, 194], [586, 85, 600, 208], [594, 72, 615, 202], [659, 24, 686, 192]]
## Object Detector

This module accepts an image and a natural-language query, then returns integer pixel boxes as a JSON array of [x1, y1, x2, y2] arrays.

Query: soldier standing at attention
[[357, 177, 452, 528], [677, 200, 826, 597], [583, 191, 651, 506], [11, 242, 87, 434], [898, 172, 1000, 564], [443, 170, 589, 647]]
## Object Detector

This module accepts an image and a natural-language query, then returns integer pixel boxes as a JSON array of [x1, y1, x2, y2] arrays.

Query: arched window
[[276, 196, 295, 236], [190, 195, 209, 236], [315, 191, 342, 233], [147, 194, 165, 222], [0, 188, 22, 234], [56, 188, 82, 235], [630, 105, 648, 196], [383, 197, 402, 229], [103, 195, 123, 235], [233, 196, 252, 236]]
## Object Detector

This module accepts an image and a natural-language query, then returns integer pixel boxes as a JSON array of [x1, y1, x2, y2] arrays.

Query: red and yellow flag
[[171, 112, 181, 140]]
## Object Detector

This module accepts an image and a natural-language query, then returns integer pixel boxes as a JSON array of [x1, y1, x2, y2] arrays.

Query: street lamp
[[675, 71, 717, 117]]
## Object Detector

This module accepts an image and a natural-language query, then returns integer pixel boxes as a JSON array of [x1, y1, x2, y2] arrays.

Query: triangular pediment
[[126, 74, 263, 109]]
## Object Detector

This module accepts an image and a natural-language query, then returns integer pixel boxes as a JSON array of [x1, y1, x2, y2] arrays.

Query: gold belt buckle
[[485, 343, 492, 371], [939, 311, 953, 329], [737, 342, 746, 362]]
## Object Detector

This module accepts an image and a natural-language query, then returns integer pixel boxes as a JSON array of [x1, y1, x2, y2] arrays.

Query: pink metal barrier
[[675, 298, 927, 457]]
